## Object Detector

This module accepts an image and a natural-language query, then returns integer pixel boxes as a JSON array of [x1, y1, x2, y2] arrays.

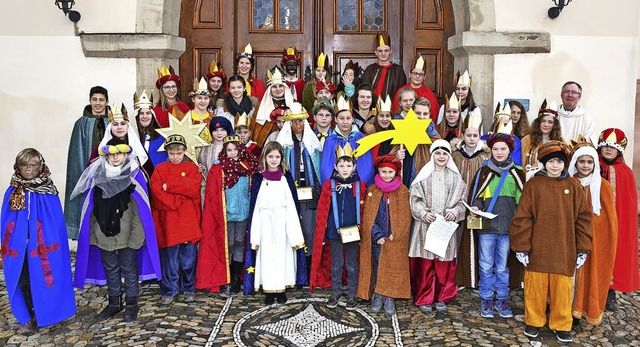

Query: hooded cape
[[74, 170, 162, 288]]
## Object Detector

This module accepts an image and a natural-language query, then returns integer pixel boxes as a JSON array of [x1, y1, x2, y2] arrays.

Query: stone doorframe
[[78, 0, 550, 124]]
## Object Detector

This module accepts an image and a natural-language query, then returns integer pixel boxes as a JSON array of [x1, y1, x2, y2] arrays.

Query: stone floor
[[1, 260, 639, 346]]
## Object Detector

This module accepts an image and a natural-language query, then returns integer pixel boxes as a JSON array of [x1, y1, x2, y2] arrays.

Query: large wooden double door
[[179, 0, 454, 102]]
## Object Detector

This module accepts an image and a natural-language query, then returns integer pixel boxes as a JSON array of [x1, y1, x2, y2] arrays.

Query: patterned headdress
[[538, 99, 558, 118], [189, 77, 211, 97], [133, 90, 154, 110], [598, 128, 627, 153], [108, 103, 129, 123]]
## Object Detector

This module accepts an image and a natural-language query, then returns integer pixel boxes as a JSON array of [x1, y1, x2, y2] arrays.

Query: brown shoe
[[18, 320, 36, 334]]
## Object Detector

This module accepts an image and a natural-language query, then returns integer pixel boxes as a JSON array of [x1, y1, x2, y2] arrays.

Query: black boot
[[220, 285, 231, 298], [276, 292, 287, 305], [305, 256, 312, 282], [265, 293, 275, 305], [606, 289, 619, 312], [230, 261, 243, 295], [96, 295, 123, 321], [124, 296, 139, 322]]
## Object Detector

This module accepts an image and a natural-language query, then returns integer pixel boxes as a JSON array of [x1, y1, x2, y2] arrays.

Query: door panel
[[180, 0, 455, 102]]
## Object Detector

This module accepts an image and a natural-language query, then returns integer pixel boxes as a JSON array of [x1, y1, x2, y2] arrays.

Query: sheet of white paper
[[461, 200, 498, 219], [423, 214, 459, 258]]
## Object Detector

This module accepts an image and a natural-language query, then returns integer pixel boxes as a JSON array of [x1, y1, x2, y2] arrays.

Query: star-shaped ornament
[[354, 108, 432, 157], [156, 114, 209, 162], [247, 266, 255, 274]]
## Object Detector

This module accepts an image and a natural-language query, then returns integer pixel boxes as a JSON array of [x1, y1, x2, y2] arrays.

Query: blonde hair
[[259, 141, 288, 172], [15, 148, 43, 168]]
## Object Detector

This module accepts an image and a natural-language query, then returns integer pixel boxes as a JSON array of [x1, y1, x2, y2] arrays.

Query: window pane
[[363, 0, 384, 31], [279, 0, 300, 30], [253, 0, 275, 30], [337, 0, 358, 31]]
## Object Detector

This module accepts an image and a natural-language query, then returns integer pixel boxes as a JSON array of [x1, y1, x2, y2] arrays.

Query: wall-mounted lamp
[[548, 0, 572, 19], [55, 0, 81, 23]]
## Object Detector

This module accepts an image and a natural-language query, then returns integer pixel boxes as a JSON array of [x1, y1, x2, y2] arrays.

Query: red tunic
[[196, 164, 233, 292], [600, 157, 640, 292], [150, 161, 203, 248], [153, 101, 192, 128], [285, 78, 306, 102], [392, 84, 440, 125], [310, 179, 367, 292]]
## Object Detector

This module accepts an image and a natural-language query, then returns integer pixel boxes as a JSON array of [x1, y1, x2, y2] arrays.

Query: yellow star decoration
[[247, 266, 255, 274], [354, 108, 432, 157], [156, 114, 209, 162]]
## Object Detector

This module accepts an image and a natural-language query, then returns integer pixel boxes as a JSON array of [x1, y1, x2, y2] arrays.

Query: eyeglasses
[[411, 72, 425, 77], [163, 85, 178, 90], [562, 90, 581, 96]]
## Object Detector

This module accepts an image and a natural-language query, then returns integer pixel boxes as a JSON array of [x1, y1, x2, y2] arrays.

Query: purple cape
[[74, 170, 162, 288]]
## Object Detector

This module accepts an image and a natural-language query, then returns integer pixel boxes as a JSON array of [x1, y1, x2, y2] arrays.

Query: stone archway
[[78, 0, 550, 122]]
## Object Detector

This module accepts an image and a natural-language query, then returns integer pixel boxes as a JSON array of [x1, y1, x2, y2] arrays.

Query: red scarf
[[218, 142, 258, 189], [373, 63, 392, 97]]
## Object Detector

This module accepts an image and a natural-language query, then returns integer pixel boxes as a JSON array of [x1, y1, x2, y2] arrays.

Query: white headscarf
[[98, 122, 149, 171], [254, 83, 294, 126], [276, 119, 322, 156], [411, 139, 460, 186], [568, 146, 602, 215]]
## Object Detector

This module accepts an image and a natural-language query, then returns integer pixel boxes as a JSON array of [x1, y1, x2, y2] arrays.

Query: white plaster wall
[[0, 0, 136, 35], [494, 37, 638, 163], [0, 36, 136, 201], [494, 1, 640, 164], [495, 0, 639, 37]]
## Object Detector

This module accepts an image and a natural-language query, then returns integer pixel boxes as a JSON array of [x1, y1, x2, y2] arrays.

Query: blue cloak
[[1, 189, 76, 327], [243, 171, 308, 294], [64, 109, 109, 239], [73, 170, 162, 288], [320, 129, 374, 185]]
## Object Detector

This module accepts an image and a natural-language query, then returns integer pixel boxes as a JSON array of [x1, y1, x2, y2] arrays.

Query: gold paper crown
[[133, 90, 154, 110], [336, 95, 351, 113], [235, 112, 250, 128], [456, 70, 471, 87], [336, 142, 355, 158], [316, 53, 327, 68], [189, 77, 210, 96], [223, 135, 242, 144], [445, 94, 460, 110], [375, 32, 391, 48], [157, 65, 175, 79], [413, 55, 425, 72], [209, 61, 221, 73], [282, 102, 309, 122], [570, 134, 595, 153], [266, 67, 285, 86], [376, 95, 392, 113], [344, 60, 359, 73], [286, 47, 297, 56], [464, 112, 483, 131], [492, 102, 513, 135], [108, 103, 129, 123]]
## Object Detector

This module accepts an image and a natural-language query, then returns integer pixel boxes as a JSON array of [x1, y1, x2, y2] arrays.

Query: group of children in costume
[[2, 39, 638, 344]]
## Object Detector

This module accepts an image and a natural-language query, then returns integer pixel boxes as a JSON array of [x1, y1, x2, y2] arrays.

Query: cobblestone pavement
[[1, 256, 639, 347]]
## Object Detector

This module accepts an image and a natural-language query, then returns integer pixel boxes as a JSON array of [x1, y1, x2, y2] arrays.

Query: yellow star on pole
[[156, 114, 209, 163], [354, 108, 432, 157], [247, 266, 255, 274]]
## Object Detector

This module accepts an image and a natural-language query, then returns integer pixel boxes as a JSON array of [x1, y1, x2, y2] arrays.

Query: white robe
[[250, 176, 305, 292], [557, 105, 596, 143]]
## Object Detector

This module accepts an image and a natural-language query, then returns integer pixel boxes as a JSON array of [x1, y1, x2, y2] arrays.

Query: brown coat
[[357, 184, 412, 300], [510, 175, 592, 276]]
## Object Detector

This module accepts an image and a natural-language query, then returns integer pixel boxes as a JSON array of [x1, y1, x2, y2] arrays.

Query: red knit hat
[[375, 154, 402, 173]]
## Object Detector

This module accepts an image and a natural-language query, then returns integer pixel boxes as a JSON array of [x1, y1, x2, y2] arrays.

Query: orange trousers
[[524, 270, 573, 332]]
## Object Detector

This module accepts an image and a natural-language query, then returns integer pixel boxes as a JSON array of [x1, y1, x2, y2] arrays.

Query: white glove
[[516, 252, 529, 267], [576, 253, 587, 269]]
